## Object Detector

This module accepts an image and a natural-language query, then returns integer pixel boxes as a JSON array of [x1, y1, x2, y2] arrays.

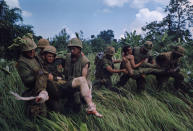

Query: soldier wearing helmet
[[62, 38, 102, 117], [64, 38, 88, 80], [94, 46, 127, 89], [37, 38, 50, 65], [155, 46, 186, 91], [16, 34, 49, 118], [131, 41, 158, 93]]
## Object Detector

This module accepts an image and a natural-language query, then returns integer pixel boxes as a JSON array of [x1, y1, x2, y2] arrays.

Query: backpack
[[94, 52, 104, 78]]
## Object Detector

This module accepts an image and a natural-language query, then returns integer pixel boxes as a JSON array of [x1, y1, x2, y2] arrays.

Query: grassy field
[[0, 56, 193, 131]]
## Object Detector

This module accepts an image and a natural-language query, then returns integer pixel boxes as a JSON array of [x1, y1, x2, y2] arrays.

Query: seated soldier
[[94, 46, 128, 89], [42, 46, 102, 117]]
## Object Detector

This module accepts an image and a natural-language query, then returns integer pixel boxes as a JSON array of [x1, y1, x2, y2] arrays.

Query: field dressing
[[10, 90, 49, 103]]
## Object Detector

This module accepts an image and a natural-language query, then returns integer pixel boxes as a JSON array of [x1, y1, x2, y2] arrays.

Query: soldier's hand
[[56, 76, 62, 80], [122, 69, 128, 74], [48, 73, 54, 80], [168, 69, 175, 73]]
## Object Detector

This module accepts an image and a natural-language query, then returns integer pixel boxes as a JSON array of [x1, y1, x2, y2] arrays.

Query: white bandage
[[10, 90, 49, 103], [36, 90, 49, 103], [10, 91, 36, 100]]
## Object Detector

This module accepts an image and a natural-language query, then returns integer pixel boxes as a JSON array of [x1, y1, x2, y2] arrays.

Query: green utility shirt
[[64, 53, 90, 80], [101, 55, 114, 79], [133, 47, 155, 68]]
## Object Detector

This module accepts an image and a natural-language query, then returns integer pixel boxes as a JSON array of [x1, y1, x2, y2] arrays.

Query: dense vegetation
[[0, 0, 193, 130], [1, 54, 193, 130]]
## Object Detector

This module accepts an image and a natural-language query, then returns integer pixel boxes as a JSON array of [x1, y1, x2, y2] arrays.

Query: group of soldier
[[94, 41, 186, 94], [15, 33, 186, 119], [16, 34, 102, 118]]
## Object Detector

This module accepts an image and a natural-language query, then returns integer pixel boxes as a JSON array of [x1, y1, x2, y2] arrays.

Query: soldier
[[94, 46, 127, 89], [132, 41, 157, 93], [155, 46, 185, 91], [16, 34, 49, 118], [36, 38, 50, 65], [63, 38, 102, 117]]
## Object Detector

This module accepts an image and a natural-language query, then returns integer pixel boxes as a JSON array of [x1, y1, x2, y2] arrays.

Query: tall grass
[[0, 57, 193, 131]]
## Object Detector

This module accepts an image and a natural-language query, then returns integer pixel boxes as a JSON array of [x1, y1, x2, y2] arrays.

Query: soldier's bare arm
[[113, 59, 122, 63], [106, 65, 127, 74], [129, 55, 145, 68]]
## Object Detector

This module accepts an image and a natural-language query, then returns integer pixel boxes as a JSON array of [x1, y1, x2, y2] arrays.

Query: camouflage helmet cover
[[173, 46, 185, 56], [38, 39, 50, 48], [104, 46, 115, 55], [22, 37, 37, 52], [43, 45, 57, 55], [67, 38, 83, 49], [143, 41, 153, 51]]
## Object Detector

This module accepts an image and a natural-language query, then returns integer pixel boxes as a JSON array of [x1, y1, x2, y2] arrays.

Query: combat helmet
[[38, 39, 50, 48], [143, 41, 153, 51], [173, 46, 185, 56], [22, 36, 37, 52], [104, 46, 115, 56], [43, 45, 57, 55], [67, 38, 83, 49]]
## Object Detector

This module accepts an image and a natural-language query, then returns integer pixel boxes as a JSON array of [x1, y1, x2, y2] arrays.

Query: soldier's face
[[128, 47, 132, 54], [45, 53, 55, 63], [172, 52, 182, 59], [69, 46, 81, 56], [142, 47, 148, 54], [25, 49, 35, 58]]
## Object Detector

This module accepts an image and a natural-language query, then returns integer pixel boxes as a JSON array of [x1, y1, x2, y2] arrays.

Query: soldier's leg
[[171, 72, 184, 90], [93, 78, 103, 88], [133, 68, 165, 77], [104, 78, 113, 89], [71, 77, 102, 117], [155, 74, 169, 91], [136, 75, 146, 93], [46, 80, 61, 112], [72, 77, 92, 105], [116, 74, 130, 87], [26, 101, 47, 118], [72, 91, 82, 113]]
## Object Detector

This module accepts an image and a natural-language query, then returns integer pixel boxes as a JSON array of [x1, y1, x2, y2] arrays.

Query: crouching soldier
[[94, 46, 127, 89], [16, 34, 49, 118], [155, 46, 186, 91]]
